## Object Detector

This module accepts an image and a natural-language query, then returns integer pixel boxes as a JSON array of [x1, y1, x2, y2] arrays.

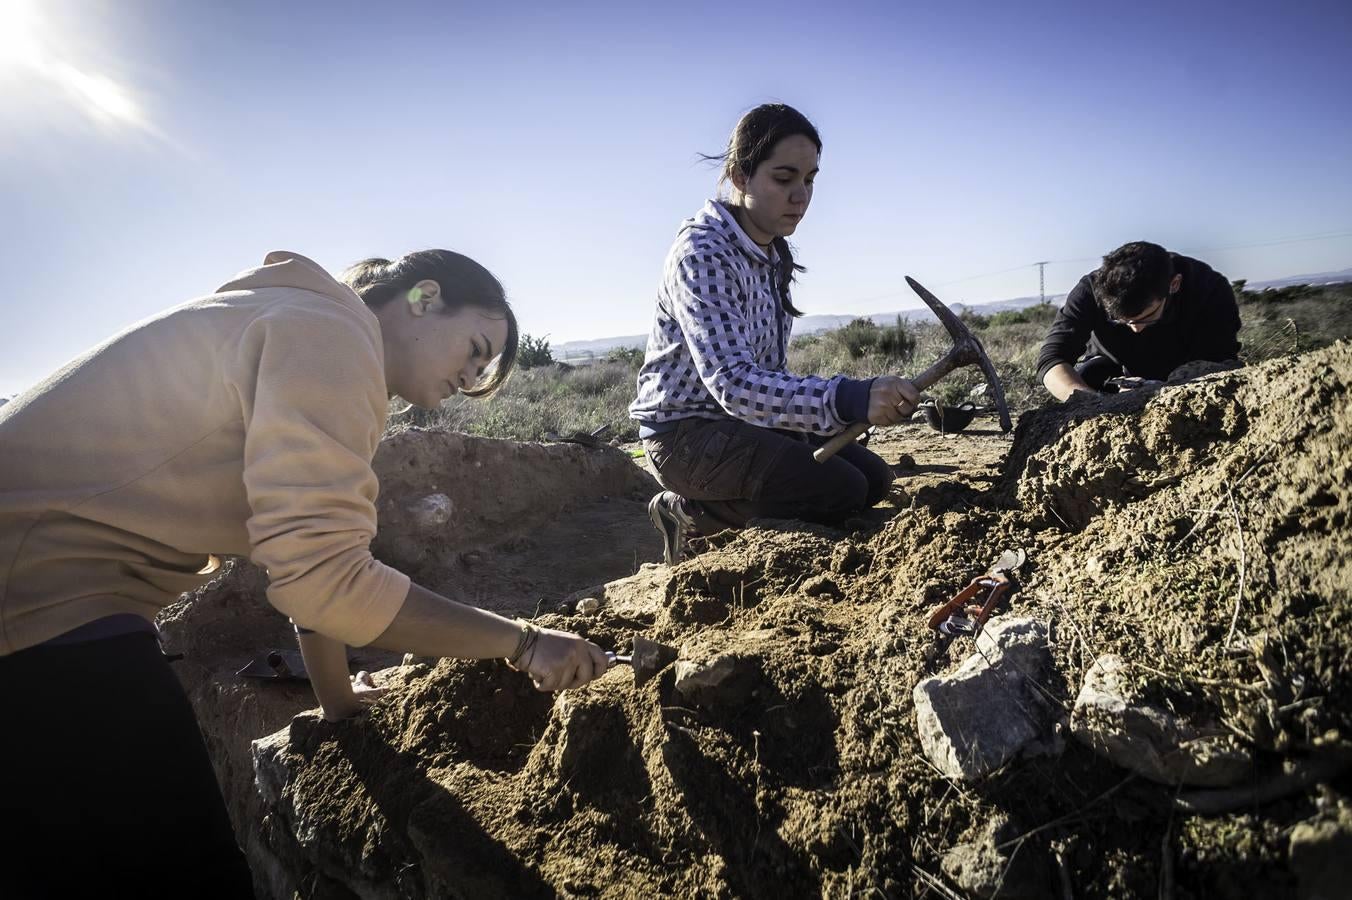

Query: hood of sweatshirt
[[216, 251, 367, 313], [680, 200, 776, 265]]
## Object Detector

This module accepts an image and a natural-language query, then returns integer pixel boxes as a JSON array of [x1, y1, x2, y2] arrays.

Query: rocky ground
[[168, 342, 1352, 898]]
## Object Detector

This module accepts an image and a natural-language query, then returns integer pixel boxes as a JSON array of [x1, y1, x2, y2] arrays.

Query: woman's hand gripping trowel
[[605, 634, 679, 685]]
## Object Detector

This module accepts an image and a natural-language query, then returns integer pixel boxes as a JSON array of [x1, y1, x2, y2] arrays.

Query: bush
[[605, 345, 646, 367], [1238, 282, 1352, 361], [831, 317, 916, 361], [387, 286, 1352, 442], [518, 333, 554, 369], [399, 360, 641, 443]]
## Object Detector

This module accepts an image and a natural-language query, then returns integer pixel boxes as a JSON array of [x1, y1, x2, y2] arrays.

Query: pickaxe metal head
[[905, 276, 1013, 433], [812, 277, 1013, 463]]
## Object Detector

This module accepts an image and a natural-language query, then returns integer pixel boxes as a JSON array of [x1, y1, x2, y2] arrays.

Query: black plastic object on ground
[[920, 401, 980, 433]]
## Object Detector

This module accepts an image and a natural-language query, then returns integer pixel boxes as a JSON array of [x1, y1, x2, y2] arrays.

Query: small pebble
[[576, 597, 601, 615]]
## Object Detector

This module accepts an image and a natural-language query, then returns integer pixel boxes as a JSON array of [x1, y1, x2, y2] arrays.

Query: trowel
[[606, 634, 679, 685]]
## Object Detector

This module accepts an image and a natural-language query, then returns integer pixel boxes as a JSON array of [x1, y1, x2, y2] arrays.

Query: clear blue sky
[[2, 0, 1350, 395]]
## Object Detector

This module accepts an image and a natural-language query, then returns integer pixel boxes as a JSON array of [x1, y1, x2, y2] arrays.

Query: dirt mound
[[236, 345, 1351, 898], [159, 432, 662, 897]]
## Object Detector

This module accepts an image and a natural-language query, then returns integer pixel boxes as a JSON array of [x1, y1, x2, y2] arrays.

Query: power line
[[1033, 261, 1049, 305], [832, 228, 1352, 308]]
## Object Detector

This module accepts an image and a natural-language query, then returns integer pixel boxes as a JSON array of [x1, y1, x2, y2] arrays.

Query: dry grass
[[393, 284, 1352, 442]]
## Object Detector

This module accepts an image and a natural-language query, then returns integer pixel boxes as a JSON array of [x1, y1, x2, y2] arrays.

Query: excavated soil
[[184, 344, 1352, 898]]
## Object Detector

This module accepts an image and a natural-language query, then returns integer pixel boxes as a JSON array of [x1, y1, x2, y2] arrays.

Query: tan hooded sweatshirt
[[0, 251, 410, 655]]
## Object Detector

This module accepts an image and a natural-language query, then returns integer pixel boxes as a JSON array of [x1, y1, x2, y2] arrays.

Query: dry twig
[[998, 773, 1138, 848], [1158, 819, 1175, 900], [908, 864, 962, 900], [1223, 486, 1249, 648], [1053, 840, 1075, 900], [1174, 752, 1352, 815]]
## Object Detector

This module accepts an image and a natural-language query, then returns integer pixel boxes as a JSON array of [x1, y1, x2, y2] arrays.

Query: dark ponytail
[[340, 250, 519, 397], [704, 103, 821, 318]]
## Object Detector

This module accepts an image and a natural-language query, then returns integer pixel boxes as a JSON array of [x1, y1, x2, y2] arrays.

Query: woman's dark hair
[[706, 103, 822, 317], [1092, 241, 1174, 320], [341, 250, 519, 397]]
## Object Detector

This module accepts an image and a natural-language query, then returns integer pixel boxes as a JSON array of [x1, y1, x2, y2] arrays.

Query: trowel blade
[[630, 634, 678, 685]]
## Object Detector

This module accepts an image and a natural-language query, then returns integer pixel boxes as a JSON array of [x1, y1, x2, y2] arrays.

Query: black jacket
[[1035, 253, 1241, 382]]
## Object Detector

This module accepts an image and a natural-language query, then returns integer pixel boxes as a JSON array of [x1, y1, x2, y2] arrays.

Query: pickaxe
[[813, 276, 1012, 463]]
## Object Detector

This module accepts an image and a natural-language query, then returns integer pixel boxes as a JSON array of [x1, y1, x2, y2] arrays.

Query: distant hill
[[554, 267, 1352, 360], [554, 294, 1069, 361], [1245, 268, 1352, 290]]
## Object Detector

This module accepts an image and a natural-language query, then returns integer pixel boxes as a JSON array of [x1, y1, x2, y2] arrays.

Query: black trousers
[[0, 632, 256, 898], [643, 416, 895, 533]]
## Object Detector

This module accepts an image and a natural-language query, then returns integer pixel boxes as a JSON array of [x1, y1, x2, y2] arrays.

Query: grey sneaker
[[647, 491, 697, 565]]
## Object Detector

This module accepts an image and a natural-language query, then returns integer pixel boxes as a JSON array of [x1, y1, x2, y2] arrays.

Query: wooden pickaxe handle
[[813, 342, 973, 463], [813, 277, 1012, 464]]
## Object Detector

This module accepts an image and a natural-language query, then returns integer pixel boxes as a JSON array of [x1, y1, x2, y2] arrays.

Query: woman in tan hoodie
[[0, 249, 609, 897]]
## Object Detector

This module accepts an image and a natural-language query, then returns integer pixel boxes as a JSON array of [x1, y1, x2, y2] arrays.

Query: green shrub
[[518, 333, 554, 369], [387, 285, 1352, 442], [605, 345, 646, 366]]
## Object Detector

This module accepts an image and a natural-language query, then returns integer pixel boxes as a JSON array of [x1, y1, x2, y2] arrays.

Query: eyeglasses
[[1108, 292, 1170, 327]]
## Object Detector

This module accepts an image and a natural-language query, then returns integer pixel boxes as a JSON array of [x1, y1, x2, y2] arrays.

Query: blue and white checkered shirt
[[629, 201, 869, 436]]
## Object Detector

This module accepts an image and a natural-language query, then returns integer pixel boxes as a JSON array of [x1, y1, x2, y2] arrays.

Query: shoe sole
[[647, 496, 685, 566]]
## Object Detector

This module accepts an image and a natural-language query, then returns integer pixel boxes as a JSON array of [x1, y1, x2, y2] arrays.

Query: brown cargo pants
[[643, 416, 894, 534]]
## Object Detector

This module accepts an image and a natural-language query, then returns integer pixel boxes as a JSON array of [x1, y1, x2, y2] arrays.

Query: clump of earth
[[171, 342, 1352, 898]]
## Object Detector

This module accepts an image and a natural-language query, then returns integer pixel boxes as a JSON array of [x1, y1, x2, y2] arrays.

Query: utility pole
[[1034, 261, 1049, 305]]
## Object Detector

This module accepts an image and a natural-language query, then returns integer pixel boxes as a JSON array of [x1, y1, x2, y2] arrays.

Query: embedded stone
[[913, 618, 1057, 782], [409, 493, 454, 529], [1071, 653, 1252, 787]]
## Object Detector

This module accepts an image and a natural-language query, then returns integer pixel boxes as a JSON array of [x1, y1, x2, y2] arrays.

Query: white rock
[[673, 654, 750, 707], [409, 493, 454, 529], [912, 617, 1057, 782], [576, 597, 601, 615], [1071, 653, 1252, 787]]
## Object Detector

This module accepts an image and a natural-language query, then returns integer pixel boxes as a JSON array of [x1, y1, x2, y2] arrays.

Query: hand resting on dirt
[[1042, 362, 1099, 402], [867, 375, 921, 426], [368, 582, 609, 692], [321, 672, 387, 723], [296, 630, 387, 721]]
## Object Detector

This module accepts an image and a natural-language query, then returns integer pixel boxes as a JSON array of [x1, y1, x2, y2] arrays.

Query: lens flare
[[53, 62, 143, 125], [0, 0, 43, 71], [0, 0, 151, 132]]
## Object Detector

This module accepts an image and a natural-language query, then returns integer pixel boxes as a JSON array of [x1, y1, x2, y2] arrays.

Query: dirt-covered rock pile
[[224, 344, 1351, 898], [158, 433, 660, 897]]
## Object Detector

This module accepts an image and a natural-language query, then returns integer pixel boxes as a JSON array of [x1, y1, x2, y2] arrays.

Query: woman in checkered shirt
[[630, 104, 920, 564]]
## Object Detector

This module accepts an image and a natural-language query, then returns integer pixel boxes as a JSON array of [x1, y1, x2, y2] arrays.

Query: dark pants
[[0, 632, 256, 899], [1076, 354, 1126, 390], [643, 417, 894, 533]]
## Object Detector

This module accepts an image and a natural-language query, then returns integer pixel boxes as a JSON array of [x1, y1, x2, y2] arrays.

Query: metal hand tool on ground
[[236, 649, 310, 682], [814, 277, 1013, 463], [605, 633, 679, 685], [927, 549, 1027, 638]]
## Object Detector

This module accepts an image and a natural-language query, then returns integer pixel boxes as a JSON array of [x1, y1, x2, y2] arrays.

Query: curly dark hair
[[1092, 241, 1174, 319]]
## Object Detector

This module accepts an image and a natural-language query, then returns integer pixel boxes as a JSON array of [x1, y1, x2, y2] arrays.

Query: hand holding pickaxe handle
[[814, 277, 1013, 463]]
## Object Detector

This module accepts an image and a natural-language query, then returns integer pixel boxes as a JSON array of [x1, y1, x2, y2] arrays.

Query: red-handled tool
[[927, 549, 1026, 637]]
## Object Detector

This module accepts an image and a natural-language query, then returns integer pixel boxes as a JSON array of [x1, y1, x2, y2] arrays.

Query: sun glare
[[0, 0, 44, 70], [55, 62, 142, 124], [0, 0, 149, 131]]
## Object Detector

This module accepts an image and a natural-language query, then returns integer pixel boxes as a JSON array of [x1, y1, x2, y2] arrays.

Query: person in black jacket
[[1036, 241, 1242, 401]]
